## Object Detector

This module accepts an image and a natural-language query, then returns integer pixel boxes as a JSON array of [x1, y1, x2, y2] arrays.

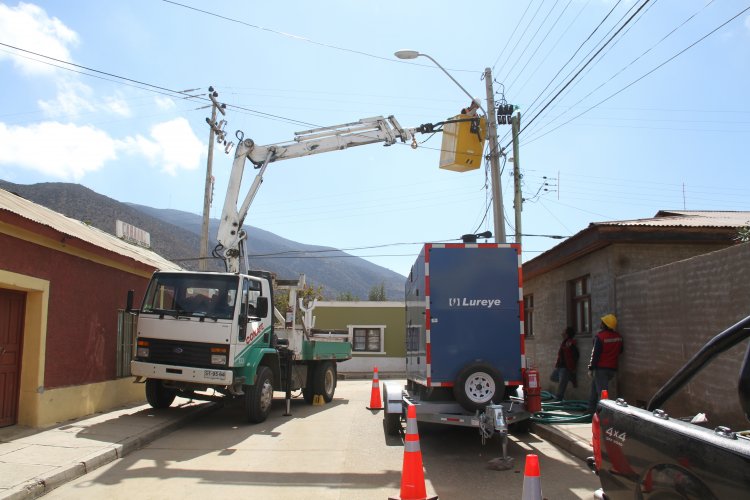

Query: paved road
[[44, 381, 599, 499]]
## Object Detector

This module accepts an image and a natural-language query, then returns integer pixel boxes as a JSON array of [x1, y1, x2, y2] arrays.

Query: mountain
[[0, 181, 405, 300]]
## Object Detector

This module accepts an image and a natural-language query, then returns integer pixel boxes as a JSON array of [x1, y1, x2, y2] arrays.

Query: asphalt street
[[39, 380, 600, 499]]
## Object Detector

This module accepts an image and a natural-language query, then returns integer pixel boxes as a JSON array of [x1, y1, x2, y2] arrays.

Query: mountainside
[[0, 181, 405, 300]]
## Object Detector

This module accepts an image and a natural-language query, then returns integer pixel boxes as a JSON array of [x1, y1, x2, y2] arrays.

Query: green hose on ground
[[531, 391, 593, 424]]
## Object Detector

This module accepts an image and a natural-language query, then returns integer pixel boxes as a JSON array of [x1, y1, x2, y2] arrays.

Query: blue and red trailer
[[383, 242, 533, 452]]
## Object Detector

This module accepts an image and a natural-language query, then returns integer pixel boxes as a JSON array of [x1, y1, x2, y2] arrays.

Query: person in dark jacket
[[587, 314, 624, 412], [555, 326, 579, 400]]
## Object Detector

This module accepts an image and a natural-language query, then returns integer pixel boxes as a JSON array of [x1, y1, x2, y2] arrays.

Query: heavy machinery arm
[[216, 115, 418, 273]]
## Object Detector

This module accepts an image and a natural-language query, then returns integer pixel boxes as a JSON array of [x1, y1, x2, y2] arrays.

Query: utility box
[[405, 243, 524, 410], [439, 114, 487, 172]]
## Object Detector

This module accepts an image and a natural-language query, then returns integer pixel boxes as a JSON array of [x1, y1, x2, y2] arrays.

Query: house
[[522, 210, 750, 427], [0, 188, 180, 428], [311, 300, 406, 378]]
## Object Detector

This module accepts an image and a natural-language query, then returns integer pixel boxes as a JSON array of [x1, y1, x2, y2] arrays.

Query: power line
[[492, 2, 536, 73], [498, 0, 546, 84], [521, 4, 750, 147], [505, 0, 654, 150], [506, 0, 573, 94], [162, 0, 477, 74]]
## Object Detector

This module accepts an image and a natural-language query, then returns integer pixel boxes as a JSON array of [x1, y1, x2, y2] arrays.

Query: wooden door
[[0, 289, 25, 427]]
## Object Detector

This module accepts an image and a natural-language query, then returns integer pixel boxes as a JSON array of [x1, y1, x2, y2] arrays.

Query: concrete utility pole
[[484, 68, 506, 244], [511, 112, 522, 246], [200, 87, 226, 271]]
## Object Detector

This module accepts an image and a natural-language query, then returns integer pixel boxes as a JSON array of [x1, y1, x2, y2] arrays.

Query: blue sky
[[1, 1, 748, 277]]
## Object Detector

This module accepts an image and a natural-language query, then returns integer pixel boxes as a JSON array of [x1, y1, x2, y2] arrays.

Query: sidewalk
[[0, 398, 218, 500], [530, 421, 594, 462]]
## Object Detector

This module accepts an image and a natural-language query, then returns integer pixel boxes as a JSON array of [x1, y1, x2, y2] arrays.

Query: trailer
[[383, 241, 532, 458]]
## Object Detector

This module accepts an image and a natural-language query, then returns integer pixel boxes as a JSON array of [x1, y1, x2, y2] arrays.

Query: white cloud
[[154, 96, 176, 111], [37, 79, 96, 118], [0, 117, 204, 180], [0, 121, 117, 180], [103, 94, 132, 117], [121, 118, 204, 175], [0, 2, 78, 75]]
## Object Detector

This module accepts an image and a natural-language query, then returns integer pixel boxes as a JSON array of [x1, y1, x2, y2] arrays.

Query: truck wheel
[[302, 364, 315, 404], [145, 379, 176, 409], [453, 362, 504, 412], [245, 366, 274, 423], [315, 361, 338, 403]]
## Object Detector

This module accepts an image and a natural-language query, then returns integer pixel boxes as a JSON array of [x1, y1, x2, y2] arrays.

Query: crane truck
[[129, 115, 432, 423]]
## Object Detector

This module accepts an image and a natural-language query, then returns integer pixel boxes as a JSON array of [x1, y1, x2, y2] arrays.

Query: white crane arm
[[216, 115, 417, 272]]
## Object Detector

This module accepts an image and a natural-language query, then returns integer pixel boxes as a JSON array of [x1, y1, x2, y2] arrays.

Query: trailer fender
[[383, 381, 404, 415]]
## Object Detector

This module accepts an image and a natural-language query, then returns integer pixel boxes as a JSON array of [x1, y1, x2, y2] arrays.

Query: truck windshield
[[141, 274, 240, 320]]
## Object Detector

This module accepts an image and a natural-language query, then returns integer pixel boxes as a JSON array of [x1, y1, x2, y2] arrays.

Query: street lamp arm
[[394, 50, 486, 115]]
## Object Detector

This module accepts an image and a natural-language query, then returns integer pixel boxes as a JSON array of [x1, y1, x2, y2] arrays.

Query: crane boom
[[217, 115, 417, 272]]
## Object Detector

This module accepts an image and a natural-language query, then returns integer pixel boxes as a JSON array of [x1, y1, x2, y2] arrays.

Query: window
[[569, 275, 591, 335], [523, 294, 534, 337], [348, 325, 385, 353]]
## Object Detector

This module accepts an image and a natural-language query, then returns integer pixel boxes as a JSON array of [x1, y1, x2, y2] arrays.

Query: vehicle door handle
[[0, 346, 5, 356]]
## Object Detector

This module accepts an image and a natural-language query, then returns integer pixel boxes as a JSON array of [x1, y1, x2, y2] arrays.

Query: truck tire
[[145, 379, 177, 409], [245, 365, 274, 423], [453, 362, 504, 412]]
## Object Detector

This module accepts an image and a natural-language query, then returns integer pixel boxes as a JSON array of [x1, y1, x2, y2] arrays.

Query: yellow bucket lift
[[439, 114, 487, 172]]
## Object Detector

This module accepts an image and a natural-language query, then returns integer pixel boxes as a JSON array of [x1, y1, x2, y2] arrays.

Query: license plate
[[204, 369, 225, 380]]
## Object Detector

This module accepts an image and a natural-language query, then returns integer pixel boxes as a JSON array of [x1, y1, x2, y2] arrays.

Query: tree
[[336, 291, 360, 301], [368, 282, 387, 301]]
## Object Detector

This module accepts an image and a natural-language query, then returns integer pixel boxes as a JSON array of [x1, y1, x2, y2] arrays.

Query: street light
[[394, 50, 486, 115], [394, 49, 506, 243]]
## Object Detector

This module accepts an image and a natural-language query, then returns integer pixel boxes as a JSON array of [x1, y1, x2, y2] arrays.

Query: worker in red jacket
[[587, 314, 623, 412]]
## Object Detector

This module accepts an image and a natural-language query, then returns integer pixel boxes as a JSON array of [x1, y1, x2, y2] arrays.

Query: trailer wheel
[[245, 365, 274, 423], [145, 379, 176, 409], [384, 411, 402, 436], [453, 362, 504, 412]]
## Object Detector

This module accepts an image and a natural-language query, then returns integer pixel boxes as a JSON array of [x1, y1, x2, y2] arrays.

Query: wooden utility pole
[[512, 112, 522, 246], [484, 68, 506, 244], [200, 87, 225, 270]]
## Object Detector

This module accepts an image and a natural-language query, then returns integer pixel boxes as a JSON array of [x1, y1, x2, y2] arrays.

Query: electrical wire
[[502, 0, 562, 91], [506, 0, 654, 150], [521, 3, 750, 147], [162, 0, 477, 73]]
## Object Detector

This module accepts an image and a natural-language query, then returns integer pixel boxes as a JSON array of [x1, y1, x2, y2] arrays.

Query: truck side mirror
[[126, 290, 134, 313], [256, 297, 269, 318]]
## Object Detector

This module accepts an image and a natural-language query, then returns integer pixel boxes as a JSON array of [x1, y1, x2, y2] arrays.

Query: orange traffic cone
[[366, 366, 383, 410], [521, 454, 543, 500], [390, 404, 438, 500]]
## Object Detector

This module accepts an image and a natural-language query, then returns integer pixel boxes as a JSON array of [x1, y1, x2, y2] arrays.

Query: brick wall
[[616, 242, 750, 429], [523, 242, 732, 404]]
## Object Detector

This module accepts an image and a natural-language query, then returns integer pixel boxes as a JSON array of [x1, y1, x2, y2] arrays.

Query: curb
[[1, 402, 220, 500], [529, 422, 592, 462]]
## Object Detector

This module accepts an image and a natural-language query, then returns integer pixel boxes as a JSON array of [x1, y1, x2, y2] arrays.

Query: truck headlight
[[136, 340, 149, 358], [211, 354, 227, 365]]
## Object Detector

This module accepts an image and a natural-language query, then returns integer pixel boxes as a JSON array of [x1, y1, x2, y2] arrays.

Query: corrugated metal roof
[[594, 210, 750, 229], [1, 188, 181, 271]]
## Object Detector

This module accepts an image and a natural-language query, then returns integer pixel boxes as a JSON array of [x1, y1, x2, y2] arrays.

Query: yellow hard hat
[[601, 314, 617, 330]]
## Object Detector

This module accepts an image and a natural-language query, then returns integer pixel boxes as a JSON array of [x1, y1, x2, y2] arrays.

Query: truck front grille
[[140, 338, 226, 369]]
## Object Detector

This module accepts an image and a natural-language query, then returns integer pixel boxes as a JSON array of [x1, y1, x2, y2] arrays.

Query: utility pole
[[511, 112, 522, 246], [484, 68, 506, 244], [200, 87, 226, 270]]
